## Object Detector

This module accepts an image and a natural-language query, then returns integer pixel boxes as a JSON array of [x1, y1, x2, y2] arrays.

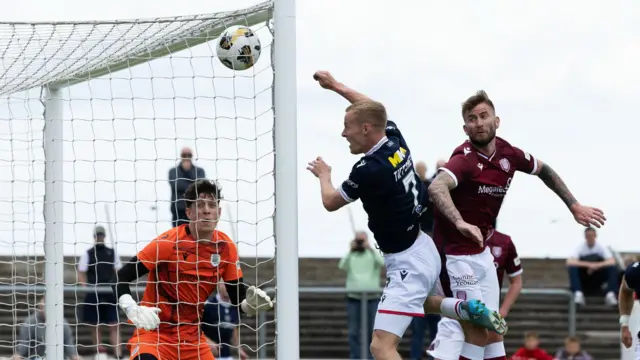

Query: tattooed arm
[[532, 159, 606, 227], [428, 171, 463, 225], [533, 160, 578, 209]]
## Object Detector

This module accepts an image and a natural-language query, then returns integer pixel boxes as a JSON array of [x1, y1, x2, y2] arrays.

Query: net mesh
[[0, 1, 276, 358]]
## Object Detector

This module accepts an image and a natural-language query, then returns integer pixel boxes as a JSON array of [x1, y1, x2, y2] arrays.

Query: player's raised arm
[[531, 158, 606, 228], [313, 70, 372, 104]]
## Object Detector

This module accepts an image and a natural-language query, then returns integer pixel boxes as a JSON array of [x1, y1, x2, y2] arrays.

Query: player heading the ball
[[111, 179, 274, 360], [429, 90, 606, 360], [307, 70, 507, 360]]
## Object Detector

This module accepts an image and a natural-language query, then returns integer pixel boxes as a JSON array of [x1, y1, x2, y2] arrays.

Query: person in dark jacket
[[77, 225, 122, 357], [168, 147, 206, 227]]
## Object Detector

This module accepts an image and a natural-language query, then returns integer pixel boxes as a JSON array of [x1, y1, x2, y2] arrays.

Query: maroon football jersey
[[433, 137, 537, 255], [486, 230, 523, 289]]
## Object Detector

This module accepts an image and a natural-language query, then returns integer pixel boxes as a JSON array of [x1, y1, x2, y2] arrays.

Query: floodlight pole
[[43, 85, 65, 360], [273, 0, 299, 357]]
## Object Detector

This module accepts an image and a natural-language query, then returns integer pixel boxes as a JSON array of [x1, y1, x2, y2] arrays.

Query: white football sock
[[440, 298, 470, 320], [460, 342, 484, 360]]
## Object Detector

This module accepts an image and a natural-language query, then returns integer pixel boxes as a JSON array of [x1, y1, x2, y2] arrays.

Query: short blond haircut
[[345, 100, 387, 129]]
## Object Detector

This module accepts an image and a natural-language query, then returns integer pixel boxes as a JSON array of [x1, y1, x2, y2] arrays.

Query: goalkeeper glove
[[240, 286, 274, 316], [118, 294, 162, 331]]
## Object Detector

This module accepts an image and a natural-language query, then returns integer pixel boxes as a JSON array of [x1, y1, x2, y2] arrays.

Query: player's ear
[[495, 116, 500, 129], [185, 206, 192, 220], [217, 203, 222, 218], [462, 124, 469, 136]]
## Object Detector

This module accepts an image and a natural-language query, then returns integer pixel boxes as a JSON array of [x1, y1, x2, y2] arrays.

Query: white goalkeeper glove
[[240, 286, 274, 316], [118, 294, 162, 331]]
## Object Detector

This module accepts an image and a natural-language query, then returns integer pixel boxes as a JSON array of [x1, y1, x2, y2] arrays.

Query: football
[[216, 25, 262, 71]]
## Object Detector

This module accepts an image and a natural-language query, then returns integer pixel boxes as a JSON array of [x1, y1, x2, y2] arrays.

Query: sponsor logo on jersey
[[491, 246, 502, 258], [387, 147, 407, 168], [477, 185, 508, 196], [499, 158, 511, 172], [514, 257, 521, 266]]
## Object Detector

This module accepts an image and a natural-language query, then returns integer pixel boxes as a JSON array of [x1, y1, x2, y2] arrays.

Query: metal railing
[[0, 285, 575, 359]]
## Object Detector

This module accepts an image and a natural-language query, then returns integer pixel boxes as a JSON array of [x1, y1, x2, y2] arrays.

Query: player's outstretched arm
[[533, 160, 606, 228], [225, 278, 274, 316], [313, 70, 372, 104], [619, 276, 635, 348], [428, 171, 483, 245], [111, 257, 161, 331], [307, 156, 348, 212]]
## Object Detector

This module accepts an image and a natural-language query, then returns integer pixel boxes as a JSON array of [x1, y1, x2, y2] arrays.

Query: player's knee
[[461, 322, 488, 345], [370, 329, 399, 357], [486, 330, 503, 344]]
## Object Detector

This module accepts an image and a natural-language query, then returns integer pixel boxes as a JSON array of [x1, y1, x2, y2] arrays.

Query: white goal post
[[0, 0, 298, 359]]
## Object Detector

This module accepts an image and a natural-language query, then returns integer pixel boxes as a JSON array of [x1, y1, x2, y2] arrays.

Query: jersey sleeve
[[625, 262, 640, 291], [77, 250, 89, 272], [136, 235, 175, 271], [504, 238, 523, 277], [222, 240, 243, 281], [339, 161, 370, 203], [512, 146, 538, 174], [439, 154, 474, 188], [385, 120, 403, 139]]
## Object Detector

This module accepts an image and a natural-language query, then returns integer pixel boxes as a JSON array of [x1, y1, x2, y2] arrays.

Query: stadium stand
[[0, 256, 621, 360]]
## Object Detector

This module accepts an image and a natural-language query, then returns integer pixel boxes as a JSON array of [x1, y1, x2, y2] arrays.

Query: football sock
[[460, 342, 484, 360], [484, 341, 506, 360], [440, 298, 470, 320]]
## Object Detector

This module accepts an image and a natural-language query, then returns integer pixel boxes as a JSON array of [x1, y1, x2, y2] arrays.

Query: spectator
[[566, 227, 619, 306], [201, 283, 248, 360], [13, 297, 81, 360], [77, 225, 122, 357], [168, 147, 206, 227], [554, 336, 592, 360], [339, 231, 384, 360], [510, 332, 553, 360]]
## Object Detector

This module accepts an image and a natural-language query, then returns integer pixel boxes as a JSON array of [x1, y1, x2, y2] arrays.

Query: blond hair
[[345, 100, 387, 129]]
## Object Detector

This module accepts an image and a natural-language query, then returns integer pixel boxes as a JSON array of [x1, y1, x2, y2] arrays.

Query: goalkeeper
[[112, 179, 274, 360]]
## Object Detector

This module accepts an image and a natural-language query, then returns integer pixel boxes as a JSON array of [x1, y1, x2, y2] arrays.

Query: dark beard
[[469, 132, 495, 147]]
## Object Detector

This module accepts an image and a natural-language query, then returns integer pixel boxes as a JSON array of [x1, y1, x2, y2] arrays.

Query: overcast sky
[[0, 0, 638, 260]]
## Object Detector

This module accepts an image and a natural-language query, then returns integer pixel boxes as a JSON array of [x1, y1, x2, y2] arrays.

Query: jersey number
[[402, 172, 419, 208]]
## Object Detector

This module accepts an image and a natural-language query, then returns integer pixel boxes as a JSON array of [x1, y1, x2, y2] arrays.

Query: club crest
[[211, 254, 221, 267], [499, 158, 510, 172], [491, 246, 502, 258]]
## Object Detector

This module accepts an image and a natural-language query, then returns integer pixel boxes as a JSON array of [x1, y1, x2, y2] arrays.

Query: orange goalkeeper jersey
[[134, 224, 243, 340]]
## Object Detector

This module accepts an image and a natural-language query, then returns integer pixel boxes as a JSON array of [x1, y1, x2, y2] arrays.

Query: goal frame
[[33, 0, 299, 359]]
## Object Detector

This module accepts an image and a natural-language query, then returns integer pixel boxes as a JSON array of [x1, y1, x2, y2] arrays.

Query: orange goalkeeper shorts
[[128, 332, 215, 360]]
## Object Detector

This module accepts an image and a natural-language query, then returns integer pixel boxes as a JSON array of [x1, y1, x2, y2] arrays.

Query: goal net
[[0, 1, 289, 359]]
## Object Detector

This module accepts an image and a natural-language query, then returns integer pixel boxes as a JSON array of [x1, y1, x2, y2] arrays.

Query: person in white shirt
[[566, 227, 619, 306]]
